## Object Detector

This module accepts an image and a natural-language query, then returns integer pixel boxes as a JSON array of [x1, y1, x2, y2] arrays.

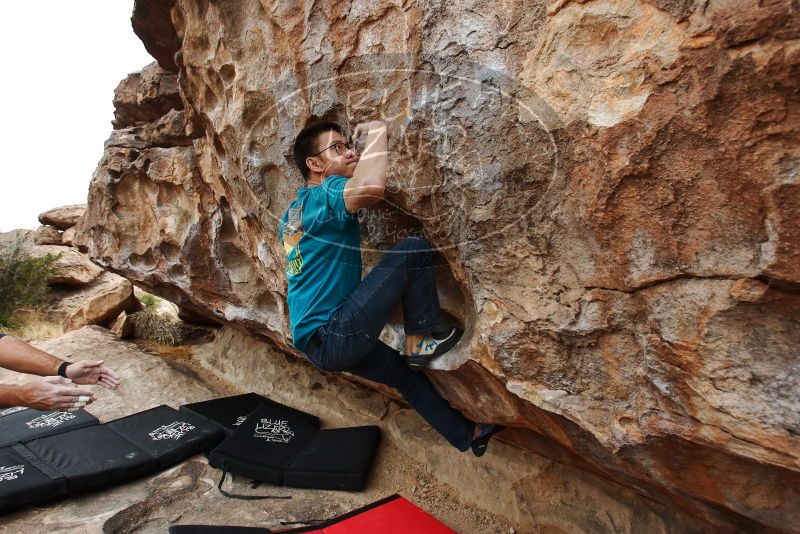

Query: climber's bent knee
[[313, 328, 375, 372]]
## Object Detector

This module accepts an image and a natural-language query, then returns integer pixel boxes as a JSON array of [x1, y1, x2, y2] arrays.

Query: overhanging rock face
[[77, 0, 800, 530]]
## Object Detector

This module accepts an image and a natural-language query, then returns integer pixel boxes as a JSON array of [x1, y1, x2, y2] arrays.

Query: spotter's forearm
[[0, 335, 62, 377]]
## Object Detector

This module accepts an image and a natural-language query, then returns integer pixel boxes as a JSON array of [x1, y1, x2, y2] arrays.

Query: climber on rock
[[278, 119, 503, 456], [0, 332, 120, 410]]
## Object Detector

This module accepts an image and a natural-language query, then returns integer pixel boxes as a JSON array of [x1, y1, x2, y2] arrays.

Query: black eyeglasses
[[311, 141, 353, 157]]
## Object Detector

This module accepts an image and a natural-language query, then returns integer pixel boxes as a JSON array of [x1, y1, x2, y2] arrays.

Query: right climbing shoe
[[404, 325, 464, 371], [471, 423, 505, 457]]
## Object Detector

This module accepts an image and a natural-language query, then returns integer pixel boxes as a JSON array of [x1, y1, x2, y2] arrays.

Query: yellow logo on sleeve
[[283, 206, 304, 276]]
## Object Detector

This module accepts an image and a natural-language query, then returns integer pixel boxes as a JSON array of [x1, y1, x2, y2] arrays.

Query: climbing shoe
[[471, 423, 505, 457], [404, 325, 464, 371]]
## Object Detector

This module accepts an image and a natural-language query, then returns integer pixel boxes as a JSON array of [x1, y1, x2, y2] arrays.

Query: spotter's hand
[[65, 360, 120, 389], [19, 376, 95, 411]]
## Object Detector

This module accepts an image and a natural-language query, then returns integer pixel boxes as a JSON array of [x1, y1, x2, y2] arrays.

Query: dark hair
[[293, 121, 344, 184]]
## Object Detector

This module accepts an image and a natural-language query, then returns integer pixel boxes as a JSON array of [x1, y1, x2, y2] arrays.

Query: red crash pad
[[168, 494, 456, 534], [275, 494, 456, 534]]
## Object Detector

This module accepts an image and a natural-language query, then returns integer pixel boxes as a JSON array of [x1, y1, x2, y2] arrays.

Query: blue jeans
[[304, 236, 474, 452]]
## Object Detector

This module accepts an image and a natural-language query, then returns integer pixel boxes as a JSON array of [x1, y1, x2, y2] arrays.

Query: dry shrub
[[5, 311, 64, 342], [130, 310, 185, 346]]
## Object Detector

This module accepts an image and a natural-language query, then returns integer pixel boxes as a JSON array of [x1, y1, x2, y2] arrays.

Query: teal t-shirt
[[278, 175, 362, 352]]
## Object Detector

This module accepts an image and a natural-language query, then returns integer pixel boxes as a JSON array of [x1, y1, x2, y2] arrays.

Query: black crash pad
[[0, 444, 67, 514], [180, 393, 319, 434], [208, 404, 380, 491], [23, 424, 156, 491], [283, 426, 381, 491], [106, 405, 225, 468], [0, 406, 98, 448], [209, 404, 318, 485], [1, 403, 227, 514]]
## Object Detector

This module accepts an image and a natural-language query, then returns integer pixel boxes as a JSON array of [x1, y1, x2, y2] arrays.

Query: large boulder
[[77, 0, 800, 530], [31, 225, 62, 245], [41, 271, 141, 331], [28, 245, 104, 286], [38, 204, 86, 231]]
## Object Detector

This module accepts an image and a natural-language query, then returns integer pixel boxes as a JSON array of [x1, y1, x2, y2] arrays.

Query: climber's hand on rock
[[351, 120, 388, 144], [19, 376, 95, 411]]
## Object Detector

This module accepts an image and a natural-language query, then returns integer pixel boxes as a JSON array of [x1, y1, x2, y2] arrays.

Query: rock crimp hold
[[78, 0, 800, 531]]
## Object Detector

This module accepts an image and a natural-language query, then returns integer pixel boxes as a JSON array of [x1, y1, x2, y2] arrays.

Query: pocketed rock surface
[[74, 0, 800, 530]]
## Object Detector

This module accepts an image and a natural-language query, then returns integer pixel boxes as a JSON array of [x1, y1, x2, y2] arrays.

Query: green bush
[[137, 292, 159, 312], [0, 240, 61, 328]]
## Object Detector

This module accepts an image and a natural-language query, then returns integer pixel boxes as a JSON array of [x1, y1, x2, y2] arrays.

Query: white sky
[[0, 1, 154, 231]]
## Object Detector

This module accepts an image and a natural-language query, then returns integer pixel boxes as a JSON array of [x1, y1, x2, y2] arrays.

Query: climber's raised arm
[[344, 120, 388, 213]]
